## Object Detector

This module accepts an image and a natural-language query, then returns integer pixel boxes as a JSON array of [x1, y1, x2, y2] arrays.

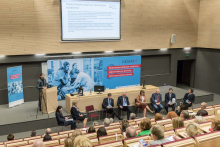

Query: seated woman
[[136, 90, 153, 117], [155, 113, 163, 121], [194, 116, 206, 124], [166, 111, 178, 119], [71, 100, 88, 128], [64, 137, 73, 147], [88, 126, 96, 133], [172, 117, 184, 129], [137, 118, 151, 136], [211, 116, 220, 131], [185, 123, 202, 137], [97, 127, 107, 139], [120, 119, 129, 133], [55, 106, 76, 130]]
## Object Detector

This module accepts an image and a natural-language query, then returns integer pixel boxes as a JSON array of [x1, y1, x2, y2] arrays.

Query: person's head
[[33, 140, 44, 147], [185, 123, 202, 137], [200, 102, 207, 109], [72, 63, 77, 69], [109, 118, 114, 123], [121, 123, 130, 132], [180, 105, 188, 111], [139, 118, 152, 132], [56, 106, 62, 113], [140, 90, 145, 96], [155, 113, 163, 121], [72, 130, 82, 140], [45, 128, 51, 135], [169, 88, 173, 94], [126, 126, 137, 138], [40, 73, 44, 80], [97, 127, 107, 138], [150, 125, 164, 140], [180, 110, 189, 120], [31, 130, 37, 137], [197, 109, 208, 116], [194, 116, 206, 124], [63, 62, 70, 72], [211, 116, 220, 131], [7, 134, 14, 141], [130, 113, 136, 120], [43, 134, 52, 141], [156, 89, 160, 94], [72, 100, 77, 107], [64, 137, 73, 147], [88, 126, 96, 133], [122, 92, 127, 97], [166, 111, 178, 119], [107, 93, 112, 99], [103, 118, 111, 126], [172, 117, 184, 129], [188, 88, 194, 94], [73, 135, 92, 147]]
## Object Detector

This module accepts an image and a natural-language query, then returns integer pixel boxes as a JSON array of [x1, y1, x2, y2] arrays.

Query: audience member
[[7, 134, 14, 141], [97, 127, 107, 138], [145, 125, 171, 146], [31, 130, 37, 137], [197, 109, 208, 116], [200, 102, 207, 109], [137, 118, 152, 136], [88, 126, 96, 133], [110, 118, 114, 123], [64, 137, 73, 147], [172, 117, 184, 129], [180, 110, 190, 120], [121, 122, 129, 132], [73, 135, 92, 147], [185, 123, 202, 137], [125, 126, 137, 138], [103, 118, 111, 127], [194, 116, 206, 124], [176, 105, 188, 116], [43, 134, 52, 141], [151, 89, 163, 113], [33, 140, 44, 147], [130, 113, 136, 120], [155, 113, 163, 121], [72, 130, 82, 140], [166, 111, 178, 119], [211, 116, 220, 131]]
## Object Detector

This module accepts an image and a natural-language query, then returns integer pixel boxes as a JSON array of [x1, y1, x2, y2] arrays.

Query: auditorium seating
[[51, 134, 68, 140], [99, 133, 123, 144], [164, 130, 175, 137], [28, 138, 43, 144], [212, 104, 220, 108], [194, 131, 220, 147], [58, 130, 73, 135], [205, 108, 215, 115], [94, 140, 123, 147], [156, 119, 172, 126], [84, 132, 97, 139], [184, 118, 195, 126], [23, 136, 41, 141], [162, 137, 196, 147], [199, 121, 212, 133], [123, 135, 151, 147], [43, 140, 59, 147], [107, 128, 121, 135], [175, 127, 187, 138], [214, 107, 220, 116], [203, 115, 214, 121], [90, 138, 99, 146], [164, 123, 173, 131], [6, 140, 28, 147]]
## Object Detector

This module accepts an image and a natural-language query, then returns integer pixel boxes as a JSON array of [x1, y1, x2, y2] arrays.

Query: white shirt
[[142, 96, 144, 102]]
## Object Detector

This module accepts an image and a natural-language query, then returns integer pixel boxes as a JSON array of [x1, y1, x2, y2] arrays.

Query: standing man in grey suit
[[117, 92, 132, 120], [151, 89, 163, 113]]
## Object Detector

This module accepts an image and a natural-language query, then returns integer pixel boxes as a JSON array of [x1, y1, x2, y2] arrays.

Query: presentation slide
[[61, 0, 121, 41]]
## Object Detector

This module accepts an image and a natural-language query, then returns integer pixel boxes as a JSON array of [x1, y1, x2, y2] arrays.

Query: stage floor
[[0, 86, 214, 136]]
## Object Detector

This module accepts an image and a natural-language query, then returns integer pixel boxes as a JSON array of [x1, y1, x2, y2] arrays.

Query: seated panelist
[[102, 93, 122, 120], [117, 92, 132, 120], [165, 88, 176, 113], [183, 88, 195, 107], [151, 89, 163, 113]]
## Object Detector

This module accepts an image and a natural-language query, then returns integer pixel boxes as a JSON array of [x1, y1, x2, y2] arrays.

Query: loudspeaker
[[171, 34, 176, 43]]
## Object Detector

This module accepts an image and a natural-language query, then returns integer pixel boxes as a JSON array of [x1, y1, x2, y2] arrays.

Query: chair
[[4, 139, 23, 145], [59, 130, 74, 136], [43, 140, 59, 147], [203, 115, 214, 121], [205, 108, 215, 115], [194, 131, 220, 147], [162, 137, 196, 147], [84, 132, 97, 139], [106, 128, 121, 135], [94, 141, 123, 147], [90, 138, 99, 146], [86, 105, 100, 121], [23, 136, 41, 142], [110, 122, 120, 126], [213, 104, 220, 108], [104, 125, 120, 130], [214, 107, 220, 116], [183, 118, 195, 127], [199, 121, 212, 133], [28, 138, 43, 144], [59, 137, 66, 145], [175, 127, 187, 138], [99, 133, 123, 144], [51, 134, 68, 140], [164, 123, 173, 131], [156, 119, 172, 126], [123, 135, 151, 147], [6, 141, 28, 147], [164, 130, 175, 137], [188, 103, 194, 110]]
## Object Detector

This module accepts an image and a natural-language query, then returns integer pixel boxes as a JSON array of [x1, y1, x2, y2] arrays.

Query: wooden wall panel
[[198, 0, 220, 48], [0, 0, 199, 55]]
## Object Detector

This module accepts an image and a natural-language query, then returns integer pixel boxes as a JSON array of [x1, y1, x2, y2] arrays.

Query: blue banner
[[47, 55, 141, 100], [7, 66, 24, 107]]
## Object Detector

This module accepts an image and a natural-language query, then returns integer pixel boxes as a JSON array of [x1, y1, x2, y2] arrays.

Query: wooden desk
[[65, 85, 158, 113]]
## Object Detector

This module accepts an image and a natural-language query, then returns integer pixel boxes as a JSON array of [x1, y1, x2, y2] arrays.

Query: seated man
[[196, 102, 207, 116], [117, 92, 132, 120], [183, 88, 195, 107], [102, 93, 122, 120], [151, 89, 163, 113], [180, 110, 190, 120], [165, 88, 176, 113]]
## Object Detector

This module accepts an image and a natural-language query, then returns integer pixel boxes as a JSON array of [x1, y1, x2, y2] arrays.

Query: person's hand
[[169, 103, 172, 105], [80, 115, 83, 117], [120, 106, 123, 109], [138, 141, 144, 147], [177, 106, 180, 110], [128, 105, 131, 107], [43, 87, 47, 89], [107, 106, 110, 109], [65, 117, 68, 120], [173, 135, 181, 140], [187, 101, 191, 104]]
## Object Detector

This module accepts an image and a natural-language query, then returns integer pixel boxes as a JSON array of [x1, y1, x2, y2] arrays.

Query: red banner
[[107, 64, 141, 70], [10, 74, 21, 80], [107, 73, 134, 78], [107, 69, 133, 74]]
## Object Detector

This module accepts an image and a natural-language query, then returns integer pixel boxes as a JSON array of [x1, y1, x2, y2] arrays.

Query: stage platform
[[0, 86, 214, 136]]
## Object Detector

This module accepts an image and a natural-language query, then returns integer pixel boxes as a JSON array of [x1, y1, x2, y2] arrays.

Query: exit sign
[[185, 52, 190, 57]]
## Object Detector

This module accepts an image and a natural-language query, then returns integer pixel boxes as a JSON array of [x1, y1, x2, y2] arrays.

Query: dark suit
[[36, 78, 47, 111], [165, 92, 176, 113], [183, 93, 195, 107], [151, 93, 163, 113], [55, 111, 76, 130], [117, 96, 132, 120], [71, 107, 87, 121], [102, 98, 120, 119]]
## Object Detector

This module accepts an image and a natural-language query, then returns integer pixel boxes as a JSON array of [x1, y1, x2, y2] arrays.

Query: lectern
[[41, 87, 58, 114]]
